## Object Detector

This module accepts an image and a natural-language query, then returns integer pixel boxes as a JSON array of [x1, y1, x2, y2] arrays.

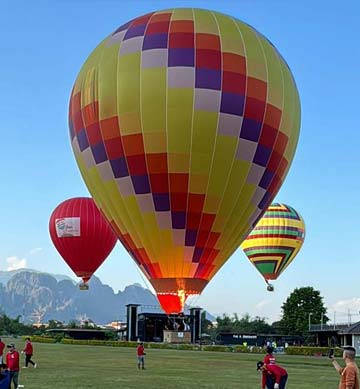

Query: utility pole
[[321, 312, 324, 330], [308, 312, 313, 331], [348, 309, 353, 326], [333, 311, 336, 329]]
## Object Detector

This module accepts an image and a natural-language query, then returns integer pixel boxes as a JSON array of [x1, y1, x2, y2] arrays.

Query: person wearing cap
[[0, 363, 10, 389], [257, 361, 288, 389], [137, 342, 146, 370], [0, 339, 5, 364], [6, 344, 20, 389], [330, 345, 359, 389]]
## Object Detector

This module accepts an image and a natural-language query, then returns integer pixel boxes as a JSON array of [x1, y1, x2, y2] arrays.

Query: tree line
[[201, 286, 329, 337]]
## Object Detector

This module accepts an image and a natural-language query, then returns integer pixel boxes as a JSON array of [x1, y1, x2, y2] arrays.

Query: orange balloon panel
[[69, 9, 301, 313]]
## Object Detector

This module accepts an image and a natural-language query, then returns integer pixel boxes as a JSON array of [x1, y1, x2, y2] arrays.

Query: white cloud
[[3, 256, 27, 271], [328, 298, 360, 323], [329, 298, 360, 313], [29, 247, 43, 255], [255, 300, 271, 310]]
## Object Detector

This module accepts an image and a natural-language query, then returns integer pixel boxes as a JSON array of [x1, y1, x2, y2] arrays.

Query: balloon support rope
[[131, 261, 153, 293]]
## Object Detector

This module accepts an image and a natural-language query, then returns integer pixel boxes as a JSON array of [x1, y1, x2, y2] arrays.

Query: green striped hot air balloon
[[241, 203, 305, 291]]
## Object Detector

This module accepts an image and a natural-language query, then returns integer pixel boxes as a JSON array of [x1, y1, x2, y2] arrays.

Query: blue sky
[[0, 0, 359, 323]]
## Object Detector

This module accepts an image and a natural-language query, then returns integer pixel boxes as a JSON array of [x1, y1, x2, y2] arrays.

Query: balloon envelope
[[241, 203, 305, 282], [49, 197, 117, 284], [68, 9, 301, 313]]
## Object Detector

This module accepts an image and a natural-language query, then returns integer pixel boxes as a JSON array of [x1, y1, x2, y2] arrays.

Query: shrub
[[60, 339, 139, 347], [285, 346, 343, 357], [233, 345, 265, 353], [147, 342, 173, 350], [176, 344, 200, 351], [202, 345, 232, 352], [53, 334, 64, 343], [23, 335, 56, 343], [136, 343, 199, 351]]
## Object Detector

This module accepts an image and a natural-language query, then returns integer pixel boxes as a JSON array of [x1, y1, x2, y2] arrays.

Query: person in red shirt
[[0, 339, 5, 364], [264, 346, 276, 365], [6, 344, 20, 389], [21, 338, 36, 368], [137, 342, 146, 370], [262, 347, 277, 388], [257, 361, 288, 389]]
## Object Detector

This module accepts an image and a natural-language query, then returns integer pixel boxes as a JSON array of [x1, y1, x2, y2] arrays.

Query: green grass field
[[4, 340, 341, 388]]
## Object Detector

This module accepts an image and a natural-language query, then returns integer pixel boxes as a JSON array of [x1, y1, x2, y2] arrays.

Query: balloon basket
[[266, 284, 274, 292], [79, 282, 89, 291]]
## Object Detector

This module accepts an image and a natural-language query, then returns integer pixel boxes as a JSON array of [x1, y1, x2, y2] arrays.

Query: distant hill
[[0, 269, 214, 324], [0, 270, 159, 324], [0, 269, 74, 286]]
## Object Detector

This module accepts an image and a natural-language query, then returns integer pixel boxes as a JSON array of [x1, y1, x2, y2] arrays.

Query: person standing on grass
[[257, 361, 288, 389], [137, 342, 146, 370], [331, 346, 359, 389], [21, 338, 37, 369], [6, 344, 20, 389], [0, 339, 5, 364]]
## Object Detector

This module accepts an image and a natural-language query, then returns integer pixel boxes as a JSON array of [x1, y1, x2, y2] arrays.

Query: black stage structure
[[126, 304, 202, 343], [217, 332, 304, 347]]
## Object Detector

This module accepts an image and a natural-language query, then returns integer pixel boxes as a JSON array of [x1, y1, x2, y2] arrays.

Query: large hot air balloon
[[68, 9, 301, 313], [241, 203, 305, 291], [49, 197, 117, 289]]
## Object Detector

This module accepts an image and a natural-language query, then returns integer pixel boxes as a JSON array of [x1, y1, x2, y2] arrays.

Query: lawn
[[4, 339, 340, 388]]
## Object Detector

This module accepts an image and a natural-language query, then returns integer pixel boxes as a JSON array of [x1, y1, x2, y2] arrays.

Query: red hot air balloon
[[49, 197, 117, 289]]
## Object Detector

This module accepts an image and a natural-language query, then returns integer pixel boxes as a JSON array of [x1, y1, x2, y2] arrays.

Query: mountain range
[[0, 269, 161, 324], [0, 269, 214, 324]]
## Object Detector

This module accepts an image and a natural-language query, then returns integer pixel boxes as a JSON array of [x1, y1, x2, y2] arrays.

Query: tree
[[215, 314, 235, 333], [0, 313, 35, 336], [48, 320, 64, 329], [280, 287, 329, 335], [214, 313, 272, 334], [248, 316, 272, 334], [67, 320, 78, 329], [270, 320, 285, 334], [200, 311, 213, 335]]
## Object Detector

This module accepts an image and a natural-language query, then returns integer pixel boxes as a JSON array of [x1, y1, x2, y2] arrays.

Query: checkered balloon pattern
[[241, 203, 305, 282], [69, 9, 301, 313]]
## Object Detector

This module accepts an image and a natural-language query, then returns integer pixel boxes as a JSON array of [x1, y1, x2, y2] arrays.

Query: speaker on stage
[[126, 304, 140, 341], [190, 307, 202, 343]]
